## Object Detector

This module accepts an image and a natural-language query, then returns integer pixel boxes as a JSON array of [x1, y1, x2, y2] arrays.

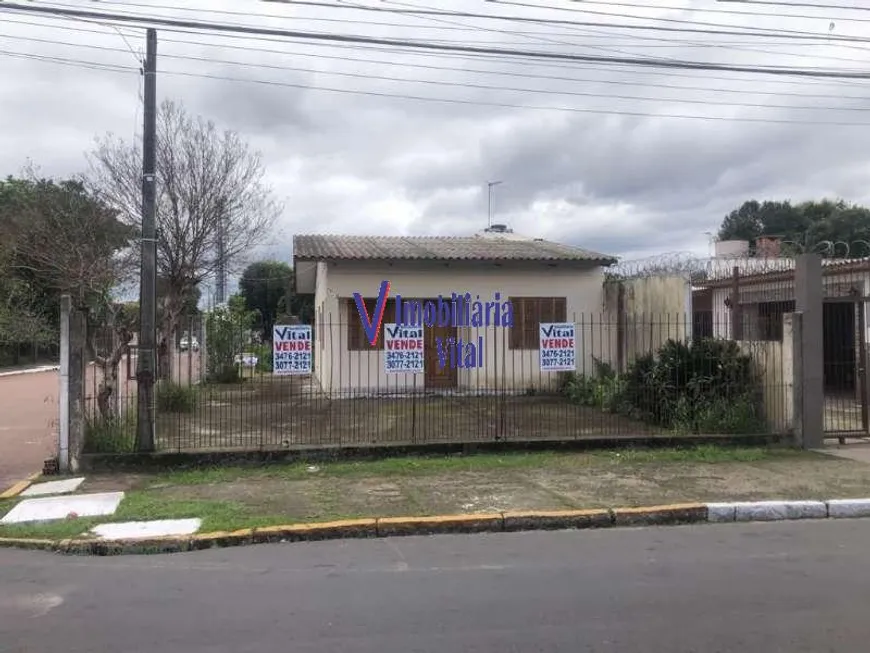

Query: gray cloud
[[3, 0, 870, 276]]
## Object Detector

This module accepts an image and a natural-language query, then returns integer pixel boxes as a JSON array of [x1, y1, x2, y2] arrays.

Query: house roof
[[293, 234, 617, 264]]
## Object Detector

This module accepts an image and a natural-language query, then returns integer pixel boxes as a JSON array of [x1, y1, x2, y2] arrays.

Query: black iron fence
[[83, 311, 797, 454]]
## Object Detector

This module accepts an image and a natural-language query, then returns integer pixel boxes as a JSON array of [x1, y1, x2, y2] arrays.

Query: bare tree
[[0, 173, 136, 418], [87, 99, 281, 378]]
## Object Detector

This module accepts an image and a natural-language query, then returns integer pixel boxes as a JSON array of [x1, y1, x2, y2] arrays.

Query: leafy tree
[[238, 260, 313, 339], [718, 198, 870, 257], [0, 173, 136, 414]]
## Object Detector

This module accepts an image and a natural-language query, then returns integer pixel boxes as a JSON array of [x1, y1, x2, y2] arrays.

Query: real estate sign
[[273, 325, 312, 375], [383, 323, 424, 374], [539, 322, 576, 372]]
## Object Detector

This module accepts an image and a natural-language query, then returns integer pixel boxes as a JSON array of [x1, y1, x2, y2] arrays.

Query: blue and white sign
[[383, 323, 424, 374], [539, 322, 576, 372], [273, 324, 312, 375]]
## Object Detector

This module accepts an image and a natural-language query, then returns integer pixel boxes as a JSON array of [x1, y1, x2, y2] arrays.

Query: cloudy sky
[[3, 0, 870, 292]]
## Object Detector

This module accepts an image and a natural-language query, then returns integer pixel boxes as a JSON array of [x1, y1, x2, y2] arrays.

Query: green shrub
[[156, 382, 199, 413], [562, 340, 767, 435], [205, 302, 254, 384], [254, 343, 273, 373], [622, 338, 764, 433], [84, 412, 136, 453], [559, 359, 627, 413]]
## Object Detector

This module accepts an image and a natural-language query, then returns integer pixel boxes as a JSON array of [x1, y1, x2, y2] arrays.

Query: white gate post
[[58, 295, 71, 473]]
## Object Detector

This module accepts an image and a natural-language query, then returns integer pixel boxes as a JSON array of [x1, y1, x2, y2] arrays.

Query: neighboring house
[[693, 256, 870, 398], [293, 228, 618, 395]]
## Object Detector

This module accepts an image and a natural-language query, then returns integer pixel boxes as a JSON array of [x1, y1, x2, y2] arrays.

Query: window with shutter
[[508, 297, 568, 350], [346, 298, 396, 351]]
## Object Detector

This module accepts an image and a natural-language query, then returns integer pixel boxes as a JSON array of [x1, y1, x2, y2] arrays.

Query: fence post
[[58, 295, 71, 473], [794, 253, 824, 449]]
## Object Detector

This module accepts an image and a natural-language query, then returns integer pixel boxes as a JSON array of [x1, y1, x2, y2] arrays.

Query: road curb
[[0, 473, 41, 500], [3, 499, 870, 556], [0, 365, 60, 378]]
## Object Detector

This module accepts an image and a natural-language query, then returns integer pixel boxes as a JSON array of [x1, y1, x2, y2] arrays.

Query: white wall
[[313, 260, 611, 395], [313, 261, 330, 389]]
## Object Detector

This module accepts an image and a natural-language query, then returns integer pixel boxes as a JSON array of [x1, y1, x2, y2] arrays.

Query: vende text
[[275, 340, 311, 352], [541, 338, 574, 349], [387, 339, 423, 350]]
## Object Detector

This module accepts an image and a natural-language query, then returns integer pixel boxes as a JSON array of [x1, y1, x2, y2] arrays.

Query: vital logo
[[352, 280, 391, 347]]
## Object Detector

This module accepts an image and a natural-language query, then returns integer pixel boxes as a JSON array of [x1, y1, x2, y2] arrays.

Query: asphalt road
[[2, 520, 870, 652]]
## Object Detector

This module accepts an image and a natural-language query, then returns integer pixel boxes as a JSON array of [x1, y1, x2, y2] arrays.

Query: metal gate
[[823, 292, 870, 443]]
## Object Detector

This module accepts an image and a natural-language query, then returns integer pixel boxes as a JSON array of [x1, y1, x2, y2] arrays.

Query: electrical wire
[[557, 0, 870, 23], [373, 0, 870, 66], [9, 29, 870, 101], [16, 0, 870, 45], [5, 12, 869, 93], [3, 2, 870, 79], [5, 47, 870, 126], [489, 0, 866, 38], [6, 33, 870, 113], [78, 0, 870, 24], [717, 1, 870, 11]]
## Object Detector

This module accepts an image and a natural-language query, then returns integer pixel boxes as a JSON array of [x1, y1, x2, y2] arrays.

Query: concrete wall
[[736, 313, 795, 434], [312, 261, 330, 389], [312, 259, 612, 395], [604, 275, 693, 371]]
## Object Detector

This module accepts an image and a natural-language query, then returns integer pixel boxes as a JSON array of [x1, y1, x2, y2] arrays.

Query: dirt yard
[[73, 447, 870, 529], [154, 375, 667, 453]]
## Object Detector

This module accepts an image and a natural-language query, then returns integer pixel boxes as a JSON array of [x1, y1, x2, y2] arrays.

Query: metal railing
[[81, 312, 796, 454]]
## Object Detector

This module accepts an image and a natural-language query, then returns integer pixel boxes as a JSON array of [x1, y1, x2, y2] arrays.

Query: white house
[[293, 228, 618, 395]]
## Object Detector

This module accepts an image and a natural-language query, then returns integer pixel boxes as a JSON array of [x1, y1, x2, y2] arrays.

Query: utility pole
[[215, 197, 227, 305], [136, 28, 157, 452], [487, 180, 502, 228]]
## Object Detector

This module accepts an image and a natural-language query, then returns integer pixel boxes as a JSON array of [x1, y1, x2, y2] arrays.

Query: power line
[[10, 30, 870, 101], [6, 47, 870, 126], [10, 10, 870, 95], [19, 0, 870, 45], [7, 34, 870, 112], [4, 2, 870, 79], [489, 0, 867, 38], [559, 0, 870, 22], [6, 13, 870, 94], [81, 0, 870, 23], [336, 0, 679, 62], [717, 1, 870, 11]]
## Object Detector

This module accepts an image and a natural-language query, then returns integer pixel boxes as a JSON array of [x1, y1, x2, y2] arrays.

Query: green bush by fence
[[560, 338, 766, 435]]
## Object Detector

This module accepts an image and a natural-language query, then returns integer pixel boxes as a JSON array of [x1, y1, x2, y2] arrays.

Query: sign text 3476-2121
[[273, 325, 312, 375]]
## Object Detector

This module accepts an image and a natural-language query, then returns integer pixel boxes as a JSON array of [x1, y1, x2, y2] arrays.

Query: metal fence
[[83, 311, 795, 454]]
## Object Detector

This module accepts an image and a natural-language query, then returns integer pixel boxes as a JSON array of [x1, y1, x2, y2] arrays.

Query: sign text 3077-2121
[[273, 325, 312, 375]]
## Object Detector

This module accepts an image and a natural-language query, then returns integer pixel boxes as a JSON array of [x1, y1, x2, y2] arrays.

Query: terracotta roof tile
[[293, 235, 617, 264]]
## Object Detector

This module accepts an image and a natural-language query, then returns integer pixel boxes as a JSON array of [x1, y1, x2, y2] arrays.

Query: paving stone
[[0, 492, 125, 524], [21, 477, 85, 497], [90, 519, 202, 540]]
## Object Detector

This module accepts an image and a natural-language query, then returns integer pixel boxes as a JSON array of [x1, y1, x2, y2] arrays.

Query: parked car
[[179, 335, 199, 352]]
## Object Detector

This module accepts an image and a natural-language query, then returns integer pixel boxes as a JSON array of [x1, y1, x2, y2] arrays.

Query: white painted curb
[[826, 499, 870, 519], [704, 499, 870, 523]]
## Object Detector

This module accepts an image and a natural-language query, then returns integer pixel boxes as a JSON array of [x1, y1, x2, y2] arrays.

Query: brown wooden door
[[424, 321, 458, 389]]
